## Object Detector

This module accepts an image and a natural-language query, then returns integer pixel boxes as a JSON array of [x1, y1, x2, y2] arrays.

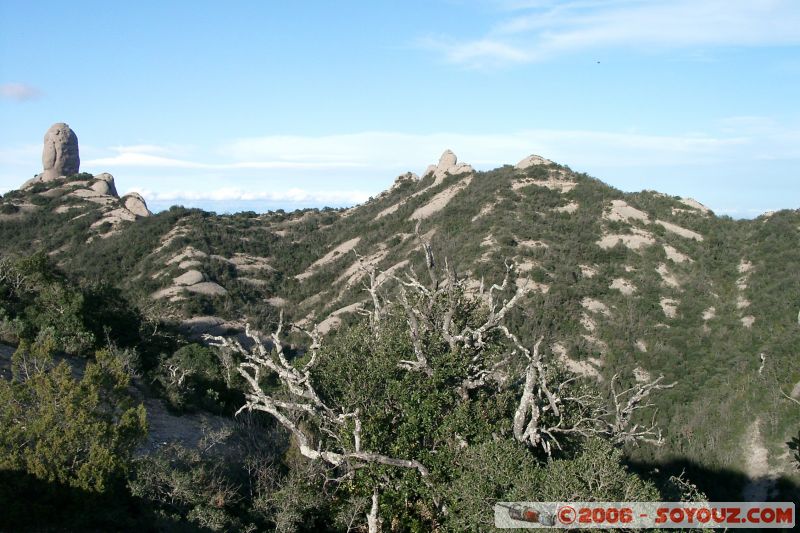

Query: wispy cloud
[[416, 37, 530, 67], [2, 124, 796, 215], [83, 124, 798, 176], [0, 144, 41, 165], [422, 0, 800, 67], [85, 145, 365, 170], [0, 82, 42, 101], [222, 129, 754, 171], [128, 187, 371, 205]]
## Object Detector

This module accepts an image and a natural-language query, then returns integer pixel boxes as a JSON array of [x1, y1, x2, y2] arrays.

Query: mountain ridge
[[1, 124, 798, 502]]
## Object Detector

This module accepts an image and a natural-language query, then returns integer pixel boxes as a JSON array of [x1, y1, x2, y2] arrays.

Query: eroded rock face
[[438, 149, 457, 169], [424, 150, 473, 181], [122, 192, 151, 217], [174, 270, 205, 286], [40, 123, 80, 181], [390, 171, 420, 191], [91, 173, 118, 197], [516, 154, 553, 169]]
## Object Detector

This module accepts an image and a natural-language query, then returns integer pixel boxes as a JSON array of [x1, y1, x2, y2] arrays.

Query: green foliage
[[155, 343, 241, 413], [790, 431, 800, 470], [129, 443, 247, 531], [260, 461, 331, 533], [2, 153, 799, 520], [65, 172, 95, 183], [304, 298, 666, 528], [443, 438, 660, 531], [0, 336, 147, 493], [0, 203, 19, 214], [0, 253, 95, 352]]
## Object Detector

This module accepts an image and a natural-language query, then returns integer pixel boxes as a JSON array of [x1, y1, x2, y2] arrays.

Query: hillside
[[1, 126, 799, 511]]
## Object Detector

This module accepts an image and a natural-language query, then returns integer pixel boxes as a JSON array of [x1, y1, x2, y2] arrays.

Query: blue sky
[[1, 0, 798, 217]]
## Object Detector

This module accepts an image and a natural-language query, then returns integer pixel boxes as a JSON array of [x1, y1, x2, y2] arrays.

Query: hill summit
[[2, 123, 151, 241]]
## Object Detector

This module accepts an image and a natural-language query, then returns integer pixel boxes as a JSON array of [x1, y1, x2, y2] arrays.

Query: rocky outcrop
[[82, 185, 152, 237], [90, 173, 118, 196], [390, 172, 420, 191], [122, 192, 152, 217], [410, 175, 474, 220], [424, 150, 473, 182], [516, 154, 553, 169], [174, 270, 205, 286], [678, 197, 712, 214], [18, 124, 152, 225], [40, 123, 80, 181]]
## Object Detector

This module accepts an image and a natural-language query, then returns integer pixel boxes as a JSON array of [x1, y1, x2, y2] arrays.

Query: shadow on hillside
[[789, 434, 800, 466], [0, 469, 208, 532], [628, 458, 800, 504]]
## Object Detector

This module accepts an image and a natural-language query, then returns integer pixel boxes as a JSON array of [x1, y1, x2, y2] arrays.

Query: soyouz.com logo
[[494, 502, 795, 529]]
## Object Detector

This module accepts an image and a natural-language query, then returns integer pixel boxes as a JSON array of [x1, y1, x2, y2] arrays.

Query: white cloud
[[5, 123, 796, 216], [417, 37, 530, 67], [0, 83, 42, 101], [81, 124, 800, 177], [0, 144, 41, 165], [222, 129, 754, 171], [109, 144, 177, 155], [424, 0, 800, 66], [85, 144, 365, 170], [127, 186, 371, 205], [86, 152, 206, 169]]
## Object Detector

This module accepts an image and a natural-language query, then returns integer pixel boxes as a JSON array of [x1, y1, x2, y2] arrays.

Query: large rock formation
[[424, 150, 473, 182], [13, 123, 153, 235], [40, 123, 80, 181]]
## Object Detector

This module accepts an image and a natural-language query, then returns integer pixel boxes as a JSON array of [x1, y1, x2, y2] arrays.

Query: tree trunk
[[367, 486, 381, 533]]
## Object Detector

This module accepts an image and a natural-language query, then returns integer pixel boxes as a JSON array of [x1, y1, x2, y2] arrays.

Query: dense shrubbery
[[0, 253, 96, 353], [2, 164, 799, 527], [0, 332, 146, 494], [154, 343, 242, 413], [199, 262, 693, 530]]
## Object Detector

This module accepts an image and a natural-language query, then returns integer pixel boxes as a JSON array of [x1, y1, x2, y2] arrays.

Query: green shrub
[[0, 339, 147, 493]]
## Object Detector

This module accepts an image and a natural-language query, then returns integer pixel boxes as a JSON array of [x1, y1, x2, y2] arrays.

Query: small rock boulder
[[174, 270, 204, 286], [516, 154, 553, 169], [186, 282, 228, 297], [90, 173, 118, 197], [390, 171, 419, 191], [121, 192, 151, 217]]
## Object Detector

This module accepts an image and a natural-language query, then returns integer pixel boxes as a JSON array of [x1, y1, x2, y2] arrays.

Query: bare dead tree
[[389, 236, 528, 382], [380, 233, 675, 458], [353, 250, 385, 333], [386, 235, 676, 455], [506, 320, 675, 454], [165, 363, 193, 388], [779, 388, 800, 407], [207, 235, 676, 527], [205, 314, 429, 532], [367, 486, 381, 533], [0, 258, 32, 295], [607, 373, 675, 446], [214, 346, 237, 388]]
